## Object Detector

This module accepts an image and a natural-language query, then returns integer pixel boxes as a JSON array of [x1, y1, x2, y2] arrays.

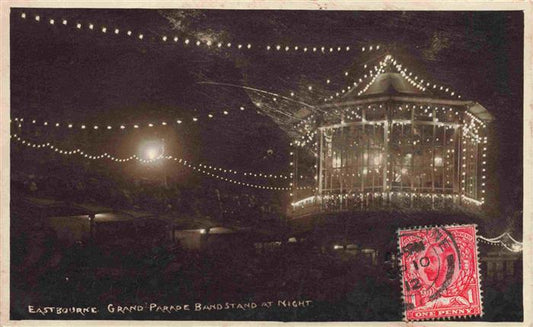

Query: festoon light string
[[18, 11, 380, 57], [478, 232, 523, 253], [11, 134, 291, 190], [390, 56, 462, 99], [10, 103, 252, 132], [323, 51, 388, 102]]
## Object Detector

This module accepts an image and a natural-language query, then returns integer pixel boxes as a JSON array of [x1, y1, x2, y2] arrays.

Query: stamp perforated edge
[[396, 223, 484, 321]]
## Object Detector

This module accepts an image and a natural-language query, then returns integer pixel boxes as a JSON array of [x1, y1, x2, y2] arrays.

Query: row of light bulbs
[[18, 10, 468, 133], [292, 192, 460, 207], [13, 113, 294, 179], [319, 107, 469, 134], [356, 57, 392, 96], [390, 56, 461, 99], [197, 162, 289, 179], [19, 11, 380, 57], [478, 238, 522, 253], [11, 105, 250, 132], [324, 53, 462, 100], [18, 10, 387, 109], [319, 49, 385, 102], [11, 134, 291, 189], [480, 232, 521, 244], [327, 104, 463, 125], [460, 120, 487, 204], [322, 55, 391, 101]]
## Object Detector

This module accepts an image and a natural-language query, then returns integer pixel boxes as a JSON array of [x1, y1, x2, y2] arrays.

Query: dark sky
[[10, 9, 523, 212]]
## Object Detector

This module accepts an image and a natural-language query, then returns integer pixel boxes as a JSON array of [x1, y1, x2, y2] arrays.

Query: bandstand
[[290, 55, 494, 216]]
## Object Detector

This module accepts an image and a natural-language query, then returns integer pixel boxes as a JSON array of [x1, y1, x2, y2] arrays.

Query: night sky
[[10, 9, 523, 214]]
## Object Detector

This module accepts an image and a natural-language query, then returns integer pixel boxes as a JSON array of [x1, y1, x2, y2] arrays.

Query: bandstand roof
[[316, 68, 494, 125], [349, 72, 432, 97], [469, 102, 495, 123]]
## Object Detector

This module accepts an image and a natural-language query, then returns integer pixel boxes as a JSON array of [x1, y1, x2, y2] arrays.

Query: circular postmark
[[400, 226, 476, 310]]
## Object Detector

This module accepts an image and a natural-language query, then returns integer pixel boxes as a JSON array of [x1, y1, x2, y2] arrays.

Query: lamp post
[[142, 139, 167, 187], [161, 138, 167, 188]]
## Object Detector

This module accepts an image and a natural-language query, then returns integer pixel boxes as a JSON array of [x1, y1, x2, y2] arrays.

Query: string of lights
[[18, 11, 381, 57], [389, 56, 462, 99], [10, 134, 291, 189], [323, 54, 389, 102], [12, 118, 291, 178], [291, 193, 461, 207], [321, 104, 463, 132], [356, 60, 389, 96], [478, 232, 523, 253], [289, 142, 296, 198], [10, 104, 253, 132], [460, 110, 487, 204], [320, 54, 463, 101]]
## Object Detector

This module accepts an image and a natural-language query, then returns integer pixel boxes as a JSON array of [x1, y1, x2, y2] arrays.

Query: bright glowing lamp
[[140, 140, 164, 161], [147, 148, 158, 160]]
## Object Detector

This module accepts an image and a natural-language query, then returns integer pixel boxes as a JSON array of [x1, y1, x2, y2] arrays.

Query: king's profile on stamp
[[398, 224, 482, 320]]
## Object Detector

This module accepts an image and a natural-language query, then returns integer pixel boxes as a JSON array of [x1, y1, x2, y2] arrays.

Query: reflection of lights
[[333, 245, 343, 250], [200, 229, 206, 234]]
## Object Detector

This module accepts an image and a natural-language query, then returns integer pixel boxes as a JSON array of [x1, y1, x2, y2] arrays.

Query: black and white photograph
[[1, 2, 531, 325]]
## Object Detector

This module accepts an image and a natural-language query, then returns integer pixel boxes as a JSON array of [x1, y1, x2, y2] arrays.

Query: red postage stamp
[[398, 224, 482, 321]]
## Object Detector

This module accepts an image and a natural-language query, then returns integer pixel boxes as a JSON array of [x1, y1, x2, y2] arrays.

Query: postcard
[[1, 1, 530, 326]]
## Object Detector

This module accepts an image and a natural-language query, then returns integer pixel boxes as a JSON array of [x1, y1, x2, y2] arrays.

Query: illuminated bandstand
[[290, 56, 494, 216]]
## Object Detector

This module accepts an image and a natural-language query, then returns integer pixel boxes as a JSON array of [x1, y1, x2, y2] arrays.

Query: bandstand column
[[431, 105, 436, 209], [410, 104, 415, 208], [318, 129, 325, 210], [383, 101, 390, 206], [340, 116, 345, 211], [292, 142, 298, 206]]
